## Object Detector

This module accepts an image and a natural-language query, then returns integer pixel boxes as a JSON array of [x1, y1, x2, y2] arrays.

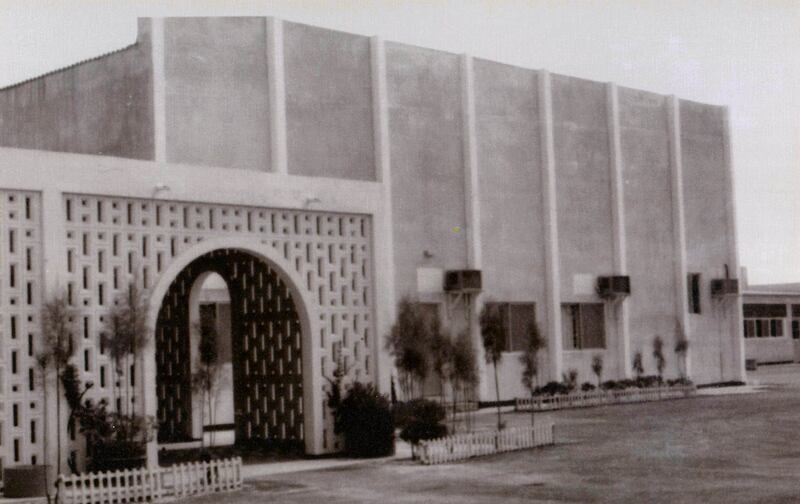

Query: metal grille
[[156, 249, 303, 444]]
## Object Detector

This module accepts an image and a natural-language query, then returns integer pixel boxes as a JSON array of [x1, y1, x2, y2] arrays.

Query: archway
[[155, 248, 304, 448]]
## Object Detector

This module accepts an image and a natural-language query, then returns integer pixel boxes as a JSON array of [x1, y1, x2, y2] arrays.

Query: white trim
[[0, 147, 383, 217], [151, 18, 166, 163], [461, 54, 482, 270], [267, 17, 288, 175], [460, 54, 488, 399], [606, 82, 630, 378], [722, 106, 746, 381], [539, 70, 563, 382], [370, 36, 396, 394], [667, 96, 692, 378]]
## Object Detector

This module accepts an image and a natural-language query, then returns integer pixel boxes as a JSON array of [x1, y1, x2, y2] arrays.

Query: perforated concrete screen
[[62, 194, 374, 463], [0, 191, 44, 469]]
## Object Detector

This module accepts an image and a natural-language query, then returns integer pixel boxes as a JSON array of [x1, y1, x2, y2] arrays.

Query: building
[[741, 273, 800, 365], [0, 17, 745, 473]]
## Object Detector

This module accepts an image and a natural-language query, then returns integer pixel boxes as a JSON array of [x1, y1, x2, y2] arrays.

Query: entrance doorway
[[154, 248, 304, 449]]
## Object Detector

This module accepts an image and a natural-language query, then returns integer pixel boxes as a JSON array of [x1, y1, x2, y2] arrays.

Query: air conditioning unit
[[597, 275, 631, 299], [443, 270, 482, 293], [710, 278, 739, 297]]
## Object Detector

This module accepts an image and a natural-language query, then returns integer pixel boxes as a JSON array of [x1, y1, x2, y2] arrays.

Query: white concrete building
[[0, 17, 745, 474]]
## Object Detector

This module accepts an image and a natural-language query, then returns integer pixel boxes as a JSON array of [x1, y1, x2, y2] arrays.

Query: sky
[[0, 0, 798, 284]]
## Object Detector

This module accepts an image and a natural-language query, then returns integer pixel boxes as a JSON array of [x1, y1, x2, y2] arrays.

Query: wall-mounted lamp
[[152, 182, 170, 197], [304, 197, 321, 208]]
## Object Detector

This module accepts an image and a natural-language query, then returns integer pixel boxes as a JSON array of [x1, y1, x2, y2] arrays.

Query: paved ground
[[187, 369, 800, 503]]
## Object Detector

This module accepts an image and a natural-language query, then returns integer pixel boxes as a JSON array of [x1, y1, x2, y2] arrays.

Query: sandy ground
[[179, 365, 800, 503]]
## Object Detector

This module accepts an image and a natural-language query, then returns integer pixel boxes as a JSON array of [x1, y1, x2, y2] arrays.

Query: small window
[[562, 303, 605, 350], [688, 273, 701, 314], [792, 320, 799, 340]]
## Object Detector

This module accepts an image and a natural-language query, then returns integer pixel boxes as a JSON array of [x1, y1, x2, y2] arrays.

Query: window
[[792, 320, 799, 340], [484, 303, 536, 352], [562, 303, 605, 350], [687, 273, 701, 314], [743, 318, 785, 338]]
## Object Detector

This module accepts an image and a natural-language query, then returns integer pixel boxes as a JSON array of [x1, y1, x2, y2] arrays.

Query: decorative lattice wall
[[156, 249, 304, 445], [0, 191, 44, 472], [61, 194, 374, 463]]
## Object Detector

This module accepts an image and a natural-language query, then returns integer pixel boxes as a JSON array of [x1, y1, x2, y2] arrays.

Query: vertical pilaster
[[722, 106, 746, 381], [267, 18, 288, 175], [460, 54, 489, 399], [151, 18, 166, 163], [606, 83, 631, 378], [539, 70, 563, 382], [40, 188, 68, 481], [370, 36, 395, 394], [667, 96, 692, 378]]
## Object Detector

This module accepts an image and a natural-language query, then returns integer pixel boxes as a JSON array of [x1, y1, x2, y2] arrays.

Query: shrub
[[600, 380, 619, 391], [562, 369, 578, 394], [580, 382, 596, 392], [538, 381, 568, 396], [636, 375, 661, 388], [398, 399, 447, 447], [667, 377, 693, 387], [334, 382, 394, 457]]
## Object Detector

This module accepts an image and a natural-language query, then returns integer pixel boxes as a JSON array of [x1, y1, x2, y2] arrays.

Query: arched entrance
[[155, 248, 304, 448]]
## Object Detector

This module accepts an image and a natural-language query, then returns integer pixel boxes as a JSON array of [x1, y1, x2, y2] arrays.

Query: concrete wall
[[284, 22, 375, 180], [619, 87, 680, 377], [552, 74, 614, 292], [0, 19, 154, 159], [681, 99, 738, 383], [386, 42, 467, 300], [473, 60, 547, 396], [551, 74, 617, 385], [164, 17, 271, 171]]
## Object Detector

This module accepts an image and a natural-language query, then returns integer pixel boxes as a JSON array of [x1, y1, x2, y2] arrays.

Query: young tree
[[385, 297, 431, 399], [632, 351, 644, 380], [674, 323, 689, 380], [479, 303, 506, 431], [653, 335, 666, 383], [450, 330, 478, 432], [191, 309, 223, 448], [591, 354, 604, 388], [103, 282, 149, 416], [519, 322, 546, 426], [428, 315, 453, 407], [41, 294, 77, 477]]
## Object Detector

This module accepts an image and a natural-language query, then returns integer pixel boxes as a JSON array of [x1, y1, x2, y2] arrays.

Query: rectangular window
[[688, 273, 701, 314], [484, 302, 537, 352], [792, 320, 800, 340], [562, 303, 605, 350]]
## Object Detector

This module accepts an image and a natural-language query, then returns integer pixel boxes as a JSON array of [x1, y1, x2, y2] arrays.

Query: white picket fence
[[418, 422, 554, 465], [514, 385, 696, 412], [56, 457, 243, 504]]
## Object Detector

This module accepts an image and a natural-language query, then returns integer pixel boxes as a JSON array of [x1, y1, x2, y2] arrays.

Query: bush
[[666, 377, 693, 387], [580, 382, 596, 392], [334, 382, 394, 457], [600, 380, 619, 391], [538, 381, 569, 396], [398, 399, 447, 446], [636, 375, 662, 388]]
